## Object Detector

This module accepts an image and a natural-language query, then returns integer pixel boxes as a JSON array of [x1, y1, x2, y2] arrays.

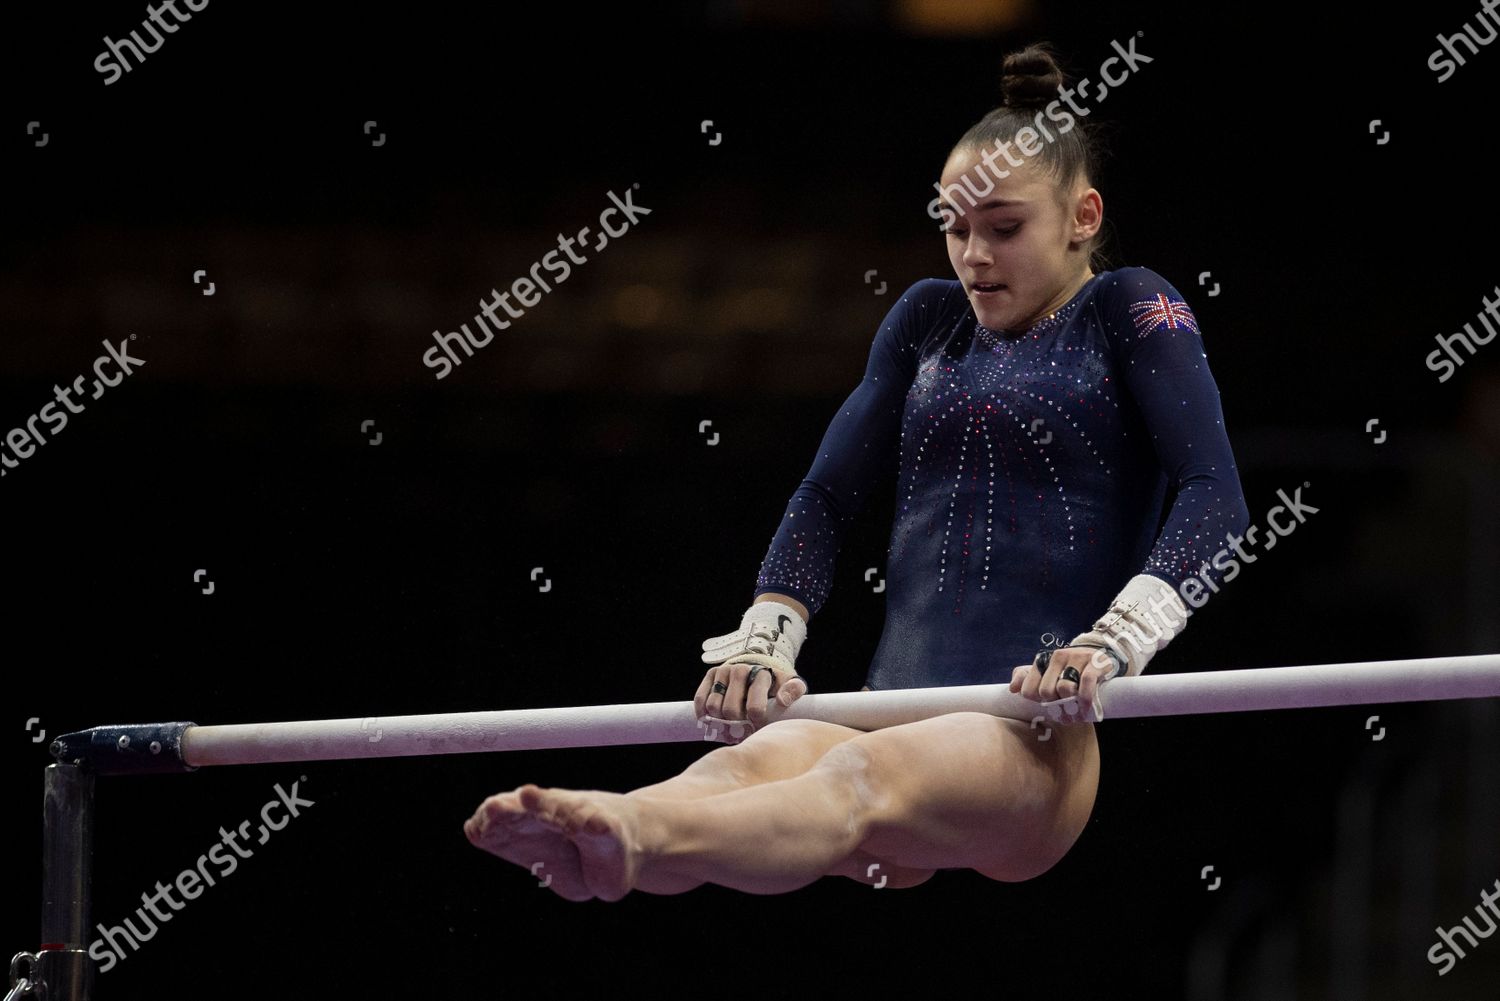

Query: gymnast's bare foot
[[520, 784, 650, 902], [464, 788, 594, 901]]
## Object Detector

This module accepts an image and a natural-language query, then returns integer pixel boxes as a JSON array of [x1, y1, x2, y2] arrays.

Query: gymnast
[[464, 42, 1251, 901]]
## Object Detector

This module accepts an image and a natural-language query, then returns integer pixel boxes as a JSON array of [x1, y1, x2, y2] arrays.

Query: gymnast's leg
[[618, 686, 934, 892], [468, 710, 1097, 901], [466, 688, 908, 896], [465, 717, 871, 897], [621, 718, 869, 893]]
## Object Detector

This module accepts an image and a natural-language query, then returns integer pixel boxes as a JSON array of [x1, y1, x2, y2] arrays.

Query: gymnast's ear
[[1068, 184, 1103, 246]]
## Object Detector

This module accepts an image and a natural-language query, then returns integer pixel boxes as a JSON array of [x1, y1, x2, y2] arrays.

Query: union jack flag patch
[[1127, 292, 1199, 338]]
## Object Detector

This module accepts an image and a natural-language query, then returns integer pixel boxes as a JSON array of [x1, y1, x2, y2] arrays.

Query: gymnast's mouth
[[971, 282, 1007, 295]]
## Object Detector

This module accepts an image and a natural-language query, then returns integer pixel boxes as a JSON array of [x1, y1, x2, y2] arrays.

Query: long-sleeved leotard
[[752, 267, 1251, 690]]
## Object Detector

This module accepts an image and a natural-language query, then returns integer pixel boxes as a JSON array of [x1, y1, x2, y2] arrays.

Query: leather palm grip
[[701, 599, 806, 673]]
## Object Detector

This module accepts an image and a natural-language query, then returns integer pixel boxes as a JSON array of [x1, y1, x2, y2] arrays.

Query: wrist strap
[[702, 600, 807, 666], [1068, 574, 1190, 676]]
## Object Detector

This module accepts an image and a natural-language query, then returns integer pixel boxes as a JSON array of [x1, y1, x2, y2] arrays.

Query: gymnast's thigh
[[840, 710, 1100, 882]]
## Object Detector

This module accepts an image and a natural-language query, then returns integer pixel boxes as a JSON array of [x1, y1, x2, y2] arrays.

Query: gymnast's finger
[[1077, 648, 1114, 715], [743, 666, 777, 728], [1012, 660, 1046, 701], [700, 666, 731, 718], [775, 671, 807, 708], [693, 668, 719, 719], [1047, 649, 1089, 702], [716, 662, 754, 721], [1037, 656, 1061, 701]]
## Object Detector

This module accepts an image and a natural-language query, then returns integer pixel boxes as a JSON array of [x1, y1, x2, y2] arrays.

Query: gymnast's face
[[938, 146, 1102, 333]]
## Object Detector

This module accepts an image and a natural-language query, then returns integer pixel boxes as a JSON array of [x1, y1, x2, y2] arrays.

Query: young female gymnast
[[465, 42, 1251, 901]]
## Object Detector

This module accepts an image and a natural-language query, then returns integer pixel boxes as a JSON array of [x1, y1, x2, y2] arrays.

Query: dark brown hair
[[948, 42, 1116, 273]]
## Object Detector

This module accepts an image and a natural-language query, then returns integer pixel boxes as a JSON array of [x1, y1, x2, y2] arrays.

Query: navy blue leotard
[[752, 267, 1251, 690]]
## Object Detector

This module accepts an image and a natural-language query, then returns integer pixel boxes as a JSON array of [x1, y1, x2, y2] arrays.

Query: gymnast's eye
[[994, 224, 1021, 237], [942, 227, 967, 238]]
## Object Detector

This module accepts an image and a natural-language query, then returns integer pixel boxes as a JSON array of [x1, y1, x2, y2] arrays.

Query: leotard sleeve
[[750, 280, 946, 617], [1097, 267, 1251, 595]]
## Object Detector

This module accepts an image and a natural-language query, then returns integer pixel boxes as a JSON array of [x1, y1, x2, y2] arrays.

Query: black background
[[3, 2, 1498, 999]]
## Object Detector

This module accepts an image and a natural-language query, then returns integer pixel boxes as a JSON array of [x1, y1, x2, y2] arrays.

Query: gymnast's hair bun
[[1000, 43, 1066, 112]]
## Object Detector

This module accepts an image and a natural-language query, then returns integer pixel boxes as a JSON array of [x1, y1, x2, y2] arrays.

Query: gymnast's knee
[[809, 738, 902, 825], [725, 718, 862, 781]]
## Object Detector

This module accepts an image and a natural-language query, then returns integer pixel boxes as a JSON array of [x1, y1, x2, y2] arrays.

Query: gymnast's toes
[[531, 789, 641, 901], [464, 789, 532, 847], [465, 787, 597, 901]]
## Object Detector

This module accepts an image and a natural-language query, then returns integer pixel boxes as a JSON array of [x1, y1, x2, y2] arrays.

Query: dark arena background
[[4, 3, 1498, 999]]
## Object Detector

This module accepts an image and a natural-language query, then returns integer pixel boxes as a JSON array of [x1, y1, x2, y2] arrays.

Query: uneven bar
[[50, 655, 1500, 773]]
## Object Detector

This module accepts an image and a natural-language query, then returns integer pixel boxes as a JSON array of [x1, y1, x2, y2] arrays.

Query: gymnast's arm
[[1068, 267, 1252, 677], [748, 281, 931, 623], [697, 283, 931, 718]]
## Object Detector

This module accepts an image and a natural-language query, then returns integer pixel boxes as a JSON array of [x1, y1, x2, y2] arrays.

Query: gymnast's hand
[[1009, 646, 1119, 722], [694, 658, 807, 735], [698, 598, 809, 737]]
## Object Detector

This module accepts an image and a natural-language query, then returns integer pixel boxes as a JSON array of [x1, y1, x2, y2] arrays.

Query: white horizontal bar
[[180, 654, 1500, 768]]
